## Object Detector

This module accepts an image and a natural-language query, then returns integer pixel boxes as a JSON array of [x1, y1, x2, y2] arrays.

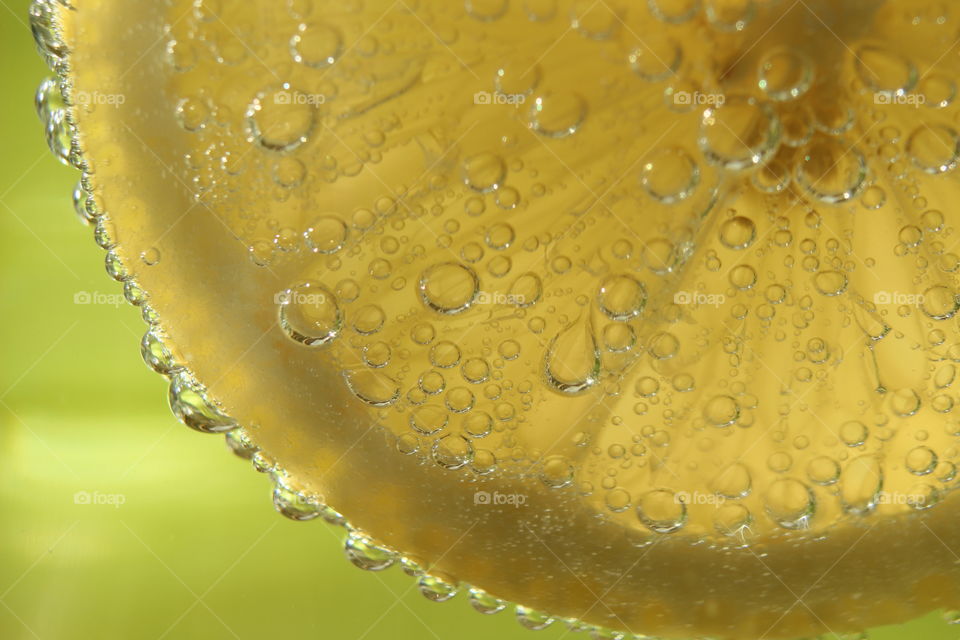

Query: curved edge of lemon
[[28, 2, 960, 639], [25, 1, 644, 638]]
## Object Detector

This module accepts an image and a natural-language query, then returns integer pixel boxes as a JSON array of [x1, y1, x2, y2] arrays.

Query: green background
[[0, 1, 954, 638]]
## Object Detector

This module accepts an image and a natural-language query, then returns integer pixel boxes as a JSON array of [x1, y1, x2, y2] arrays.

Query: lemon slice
[[31, 0, 960, 638]]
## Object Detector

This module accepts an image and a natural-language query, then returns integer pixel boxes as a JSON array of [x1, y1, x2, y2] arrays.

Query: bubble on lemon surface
[[304, 215, 348, 254], [795, 138, 867, 203], [246, 84, 318, 152], [38, 0, 960, 638], [462, 152, 506, 193], [854, 43, 917, 96], [758, 48, 813, 101], [597, 274, 647, 320], [764, 478, 815, 529], [544, 319, 601, 395], [719, 216, 756, 250], [278, 282, 341, 347], [699, 97, 780, 170], [906, 125, 960, 174], [636, 489, 686, 533], [540, 455, 574, 488], [290, 22, 342, 68], [648, 0, 701, 23], [628, 34, 681, 81], [640, 147, 700, 203], [418, 262, 480, 314], [528, 91, 586, 138]]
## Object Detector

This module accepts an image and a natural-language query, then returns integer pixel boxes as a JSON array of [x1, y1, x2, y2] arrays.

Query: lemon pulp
[[31, 0, 960, 637]]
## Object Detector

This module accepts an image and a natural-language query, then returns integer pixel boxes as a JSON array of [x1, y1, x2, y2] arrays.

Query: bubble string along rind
[[25, 2, 641, 637]]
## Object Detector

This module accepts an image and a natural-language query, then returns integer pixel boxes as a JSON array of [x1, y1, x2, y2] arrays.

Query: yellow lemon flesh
[[31, 0, 960, 637]]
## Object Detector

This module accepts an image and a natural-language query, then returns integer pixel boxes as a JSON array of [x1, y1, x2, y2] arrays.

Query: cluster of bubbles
[[28, 0, 960, 635], [155, 0, 960, 543]]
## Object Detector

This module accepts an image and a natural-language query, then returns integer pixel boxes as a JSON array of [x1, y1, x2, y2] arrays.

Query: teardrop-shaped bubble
[[543, 319, 601, 395], [852, 299, 890, 341]]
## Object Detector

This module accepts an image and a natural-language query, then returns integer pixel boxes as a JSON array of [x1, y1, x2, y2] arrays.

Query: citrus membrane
[[30, 0, 960, 638]]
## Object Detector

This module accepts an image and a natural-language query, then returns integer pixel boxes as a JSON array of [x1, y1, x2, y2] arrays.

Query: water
[[29, 0, 960, 638]]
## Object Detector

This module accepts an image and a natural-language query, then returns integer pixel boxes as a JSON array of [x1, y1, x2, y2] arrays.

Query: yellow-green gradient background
[[0, 1, 954, 638]]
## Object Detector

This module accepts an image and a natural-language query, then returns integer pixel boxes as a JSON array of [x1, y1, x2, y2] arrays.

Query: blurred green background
[[0, 1, 955, 639]]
